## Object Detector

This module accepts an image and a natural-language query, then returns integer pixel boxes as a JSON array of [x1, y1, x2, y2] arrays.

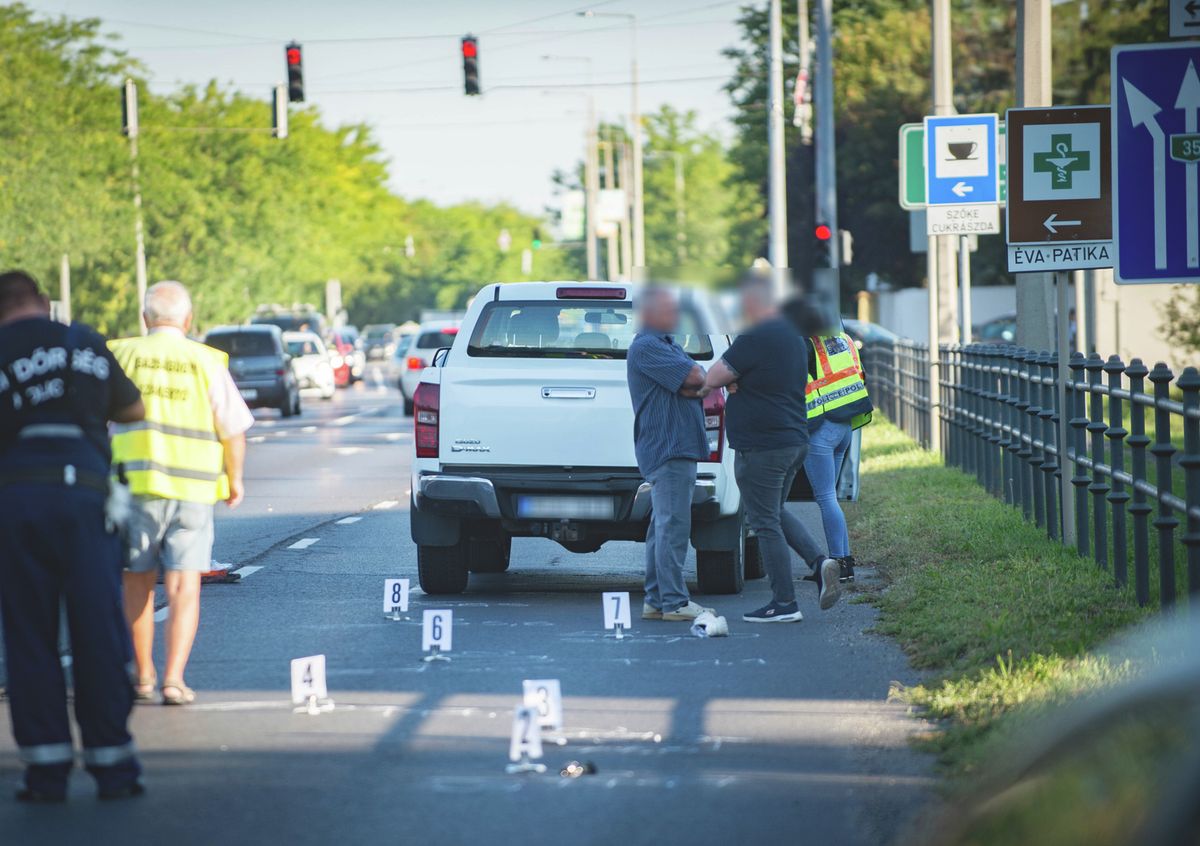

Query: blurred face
[[740, 285, 774, 325], [639, 290, 679, 333]]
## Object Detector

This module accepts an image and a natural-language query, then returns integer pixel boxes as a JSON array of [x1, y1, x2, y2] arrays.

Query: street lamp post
[[542, 55, 599, 281], [579, 10, 643, 275]]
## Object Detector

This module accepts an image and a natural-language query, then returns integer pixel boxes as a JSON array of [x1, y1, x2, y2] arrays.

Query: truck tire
[[417, 540, 469, 594], [468, 533, 511, 573], [696, 535, 745, 595], [744, 533, 765, 580]]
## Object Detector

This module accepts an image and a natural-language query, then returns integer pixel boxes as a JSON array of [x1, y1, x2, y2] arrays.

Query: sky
[[26, 0, 749, 215]]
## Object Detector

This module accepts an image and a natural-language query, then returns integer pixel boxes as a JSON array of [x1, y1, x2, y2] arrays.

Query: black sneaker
[[838, 556, 856, 583], [742, 601, 804, 623], [817, 558, 842, 610], [98, 781, 145, 801]]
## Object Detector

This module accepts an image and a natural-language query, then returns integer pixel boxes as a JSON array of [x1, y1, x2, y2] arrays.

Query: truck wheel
[[468, 533, 511, 573], [417, 540, 469, 594], [744, 533, 765, 580], [696, 536, 745, 595], [403, 396, 415, 416]]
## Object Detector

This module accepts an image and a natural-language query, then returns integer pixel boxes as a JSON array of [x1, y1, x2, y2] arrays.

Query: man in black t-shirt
[[701, 271, 842, 623], [0, 270, 146, 802]]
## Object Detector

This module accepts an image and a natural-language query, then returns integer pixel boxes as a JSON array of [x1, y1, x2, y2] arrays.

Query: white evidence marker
[[422, 609, 453, 662], [523, 679, 566, 746], [506, 705, 546, 774], [383, 578, 410, 621], [290, 654, 334, 715], [602, 591, 632, 640]]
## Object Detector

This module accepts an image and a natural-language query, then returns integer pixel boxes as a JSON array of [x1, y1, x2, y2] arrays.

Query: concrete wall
[[875, 285, 1017, 342]]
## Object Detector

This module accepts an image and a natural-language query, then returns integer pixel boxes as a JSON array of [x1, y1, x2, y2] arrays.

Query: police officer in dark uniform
[[0, 270, 146, 802]]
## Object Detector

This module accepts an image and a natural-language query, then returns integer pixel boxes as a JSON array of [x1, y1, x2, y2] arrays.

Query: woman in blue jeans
[[804, 418, 854, 581]]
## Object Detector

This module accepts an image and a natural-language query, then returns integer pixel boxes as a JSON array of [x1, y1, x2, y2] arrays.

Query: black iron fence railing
[[862, 339, 1200, 608]]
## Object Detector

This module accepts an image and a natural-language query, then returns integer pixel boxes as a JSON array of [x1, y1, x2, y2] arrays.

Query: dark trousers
[[735, 445, 827, 605], [0, 482, 140, 794]]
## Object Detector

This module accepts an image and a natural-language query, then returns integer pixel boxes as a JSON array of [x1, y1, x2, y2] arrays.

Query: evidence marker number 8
[[383, 578, 410, 614]]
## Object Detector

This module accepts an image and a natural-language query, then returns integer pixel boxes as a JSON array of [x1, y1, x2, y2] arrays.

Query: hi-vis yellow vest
[[806, 332, 872, 430], [109, 332, 229, 504]]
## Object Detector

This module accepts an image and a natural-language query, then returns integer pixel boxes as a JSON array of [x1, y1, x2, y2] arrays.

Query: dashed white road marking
[[331, 446, 371, 456], [372, 500, 399, 510], [332, 414, 358, 426], [287, 538, 320, 550], [336, 516, 363, 525], [154, 607, 170, 622], [233, 565, 263, 579], [301, 425, 318, 433], [382, 432, 409, 441], [248, 436, 266, 444]]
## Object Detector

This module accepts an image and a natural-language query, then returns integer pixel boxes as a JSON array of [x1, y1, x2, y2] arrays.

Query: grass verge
[[847, 419, 1148, 780]]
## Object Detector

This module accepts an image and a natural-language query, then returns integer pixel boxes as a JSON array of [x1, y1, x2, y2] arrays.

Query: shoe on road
[[641, 603, 663, 620], [818, 558, 842, 610], [98, 781, 146, 801], [742, 601, 803, 623], [838, 556, 856, 583], [662, 601, 713, 621]]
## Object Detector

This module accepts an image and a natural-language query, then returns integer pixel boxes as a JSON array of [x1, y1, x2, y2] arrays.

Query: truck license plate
[[516, 495, 614, 520]]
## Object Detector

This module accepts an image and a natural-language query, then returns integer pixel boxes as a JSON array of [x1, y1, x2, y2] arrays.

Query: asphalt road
[[0, 375, 934, 846]]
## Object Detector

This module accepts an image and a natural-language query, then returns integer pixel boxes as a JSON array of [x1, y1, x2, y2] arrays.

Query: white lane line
[[331, 446, 371, 456], [336, 516, 363, 525], [372, 500, 399, 510], [248, 435, 266, 444], [301, 426, 318, 433], [233, 565, 263, 579], [287, 538, 320, 550], [332, 414, 358, 426], [154, 607, 169, 622], [382, 432, 409, 441]]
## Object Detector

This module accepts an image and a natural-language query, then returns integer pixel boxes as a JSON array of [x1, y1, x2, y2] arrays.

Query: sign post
[[1113, 43, 1200, 285]]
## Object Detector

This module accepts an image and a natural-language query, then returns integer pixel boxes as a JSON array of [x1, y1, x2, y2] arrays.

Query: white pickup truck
[[408, 282, 758, 595]]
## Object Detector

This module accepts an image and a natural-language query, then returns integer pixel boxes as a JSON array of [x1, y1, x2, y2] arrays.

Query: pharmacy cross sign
[[1032, 134, 1091, 190], [1006, 105, 1112, 274]]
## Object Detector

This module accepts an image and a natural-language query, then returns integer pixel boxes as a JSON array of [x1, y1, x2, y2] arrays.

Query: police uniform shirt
[[0, 317, 140, 468]]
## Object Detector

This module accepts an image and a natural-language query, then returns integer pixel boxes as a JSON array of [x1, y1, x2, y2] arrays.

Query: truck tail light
[[703, 389, 725, 462], [414, 383, 440, 458], [406, 356, 425, 370]]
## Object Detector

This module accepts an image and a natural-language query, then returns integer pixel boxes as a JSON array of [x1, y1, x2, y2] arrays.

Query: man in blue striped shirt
[[627, 287, 712, 622]]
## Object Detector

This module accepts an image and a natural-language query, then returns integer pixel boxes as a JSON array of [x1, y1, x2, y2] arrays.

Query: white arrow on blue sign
[[1113, 42, 1200, 284], [923, 113, 1000, 206]]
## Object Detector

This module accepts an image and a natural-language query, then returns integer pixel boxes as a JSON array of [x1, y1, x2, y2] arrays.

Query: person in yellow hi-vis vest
[[110, 282, 253, 706], [803, 330, 872, 584]]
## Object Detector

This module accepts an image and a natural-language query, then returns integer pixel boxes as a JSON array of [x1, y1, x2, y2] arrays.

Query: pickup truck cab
[[409, 282, 753, 595]]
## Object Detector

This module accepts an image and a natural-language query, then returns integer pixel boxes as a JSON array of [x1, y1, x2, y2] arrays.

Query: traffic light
[[813, 223, 834, 268], [461, 35, 480, 96], [286, 42, 304, 103], [531, 228, 542, 250]]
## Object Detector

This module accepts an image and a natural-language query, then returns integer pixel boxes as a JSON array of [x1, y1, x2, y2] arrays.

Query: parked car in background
[[283, 331, 336, 400], [385, 332, 416, 392], [327, 330, 358, 387], [251, 306, 327, 339], [336, 325, 365, 382], [362, 323, 397, 361], [399, 321, 459, 416], [842, 317, 900, 349], [204, 325, 301, 417], [976, 313, 1017, 345]]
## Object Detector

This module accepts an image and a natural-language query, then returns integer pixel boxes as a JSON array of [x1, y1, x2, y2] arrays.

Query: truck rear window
[[467, 301, 713, 360]]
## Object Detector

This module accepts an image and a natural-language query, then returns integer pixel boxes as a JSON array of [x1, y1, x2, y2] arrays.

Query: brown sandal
[[161, 679, 195, 706], [133, 675, 157, 703]]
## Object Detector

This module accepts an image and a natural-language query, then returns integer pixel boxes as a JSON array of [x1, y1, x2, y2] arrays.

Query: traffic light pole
[[814, 0, 840, 321], [124, 79, 148, 335], [767, 0, 789, 297]]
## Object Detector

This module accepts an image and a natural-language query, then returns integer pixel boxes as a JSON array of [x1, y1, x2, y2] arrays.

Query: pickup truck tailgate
[[437, 360, 635, 468]]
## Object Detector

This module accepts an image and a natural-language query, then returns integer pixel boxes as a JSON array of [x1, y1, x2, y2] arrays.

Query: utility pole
[[814, 0, 840, 309], [767, 0, 789, 297], [928, 0, 957, 453], [59, 254, 71, 324], [123, 79, 149, 334], [601, 137, 619, 282], [795, 0, 813, 145], [672, 152, 686, 265], [620, 141, 634, 280], [1015, 0, 1055, 351]]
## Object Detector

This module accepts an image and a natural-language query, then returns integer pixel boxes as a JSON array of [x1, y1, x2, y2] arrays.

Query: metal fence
[[862, 339, 1200, 608]]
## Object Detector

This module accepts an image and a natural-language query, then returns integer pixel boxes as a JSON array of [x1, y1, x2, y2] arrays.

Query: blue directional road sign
[[1113, 43, 1200, 284], [923, 113, 1000, 206]]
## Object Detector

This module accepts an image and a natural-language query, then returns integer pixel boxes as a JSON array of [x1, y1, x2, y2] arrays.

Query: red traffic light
[[814, 224, 833, 241], [461, 38, 477, 58], [286, 46, 301, 66]]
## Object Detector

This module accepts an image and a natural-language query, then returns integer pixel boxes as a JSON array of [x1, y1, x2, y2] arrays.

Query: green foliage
[[0, 4, 576, 337]]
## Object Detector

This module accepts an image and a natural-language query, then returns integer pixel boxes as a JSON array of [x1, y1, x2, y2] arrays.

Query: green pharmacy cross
[[1033, 134, 1091, 190]]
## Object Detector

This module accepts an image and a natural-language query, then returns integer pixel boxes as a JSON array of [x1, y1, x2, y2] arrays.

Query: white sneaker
[[642, 603, 663, 620], [818, 558, 842, 610], [662, 601, 714, 621]]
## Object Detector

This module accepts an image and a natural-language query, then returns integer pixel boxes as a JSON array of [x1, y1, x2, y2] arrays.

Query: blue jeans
[[643, 458, 696, 613], [804, 421, 853, 558]]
